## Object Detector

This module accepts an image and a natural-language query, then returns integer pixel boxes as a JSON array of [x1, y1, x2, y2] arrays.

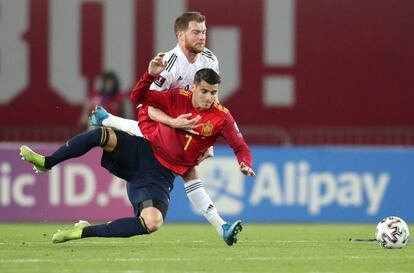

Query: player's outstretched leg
[[52, 220, 91, 243], [88, 105, 142, 136], [19, 127, 112, 173], [52, 217, 152, 243], [222, 220, 243, 246], [19, 145, 48, 173]]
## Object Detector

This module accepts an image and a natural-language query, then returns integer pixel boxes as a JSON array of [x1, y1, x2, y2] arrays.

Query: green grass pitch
[[0, 223, 412, 273]]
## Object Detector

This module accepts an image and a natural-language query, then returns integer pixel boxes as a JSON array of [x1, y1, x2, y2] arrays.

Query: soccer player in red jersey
[[19, 53, 254, 245], [90, 12, 232, 242], [130, 52, 253, 177]]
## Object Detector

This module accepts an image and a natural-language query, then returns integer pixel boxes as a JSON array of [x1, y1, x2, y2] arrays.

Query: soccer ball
[[375, 216, 410, 249]]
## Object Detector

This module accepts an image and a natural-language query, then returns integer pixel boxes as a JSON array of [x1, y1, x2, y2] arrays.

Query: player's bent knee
[[145, 219, 163, 233], [140, 207, 163, 233]]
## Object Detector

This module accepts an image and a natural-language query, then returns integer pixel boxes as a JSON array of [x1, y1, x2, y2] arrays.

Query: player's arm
[[149, 51, 175, 91], [146, 52, 202, 132], [148, 108, 201, 135], [129, 72, 170, 111], [147, 63, 185, 130], [131, 53, 201, 133], [130, 53, 174, 111], [220, 113, 255, 176]]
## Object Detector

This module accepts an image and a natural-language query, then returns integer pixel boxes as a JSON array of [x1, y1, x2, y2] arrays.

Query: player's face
[[183, 21, 206, 54], [192, 80, 219, 110]]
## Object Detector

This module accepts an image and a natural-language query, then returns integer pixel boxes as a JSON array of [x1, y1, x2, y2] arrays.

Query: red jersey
[[130, 72, 253, 175], [136, 105, 157, 137]]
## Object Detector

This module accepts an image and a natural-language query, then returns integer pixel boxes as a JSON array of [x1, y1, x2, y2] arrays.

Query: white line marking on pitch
[[1, 256, 414, 264]]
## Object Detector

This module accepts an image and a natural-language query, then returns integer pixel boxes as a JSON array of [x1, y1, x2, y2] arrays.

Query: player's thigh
[[182, 166, 200, 182], [127, 183, 170, 218], [101, 130, 151, 181]]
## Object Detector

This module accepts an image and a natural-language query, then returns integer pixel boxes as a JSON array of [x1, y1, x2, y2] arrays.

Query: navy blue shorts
[[101, 130, 175, 217]]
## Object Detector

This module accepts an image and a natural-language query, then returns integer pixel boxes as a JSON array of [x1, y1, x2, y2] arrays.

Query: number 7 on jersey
[[184, 134, 192, 150]]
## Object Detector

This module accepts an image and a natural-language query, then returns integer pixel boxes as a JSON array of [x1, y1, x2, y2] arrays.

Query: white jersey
[[150, 44, 219, 91]]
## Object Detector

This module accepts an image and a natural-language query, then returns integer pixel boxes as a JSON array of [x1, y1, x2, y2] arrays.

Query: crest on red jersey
[[201, 123, 213, 136]]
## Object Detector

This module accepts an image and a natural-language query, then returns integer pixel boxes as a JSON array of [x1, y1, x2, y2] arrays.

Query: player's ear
[[177, 30, 185, 41]]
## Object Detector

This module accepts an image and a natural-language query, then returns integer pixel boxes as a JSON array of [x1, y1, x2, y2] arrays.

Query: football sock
[[184, 179, 226, 235], [81, 216, 150, 238], [44, 127, 109, 169], [102, 114, 142, 137]]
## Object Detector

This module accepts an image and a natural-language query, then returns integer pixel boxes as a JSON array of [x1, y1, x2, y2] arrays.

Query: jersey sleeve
[[130, 72, 175, 112], [149, 52, 176, 91], [149, 70, 175, 91], [212, 56, 219, 74], [220, 113, 253, 168]]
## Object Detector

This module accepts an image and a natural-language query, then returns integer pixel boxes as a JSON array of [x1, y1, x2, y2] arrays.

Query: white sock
[[185, 179, 226, 236], [102, 114, 142, 137]]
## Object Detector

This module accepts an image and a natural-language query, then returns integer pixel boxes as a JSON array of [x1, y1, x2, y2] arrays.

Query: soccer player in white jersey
[[89, 12, 241, 245]]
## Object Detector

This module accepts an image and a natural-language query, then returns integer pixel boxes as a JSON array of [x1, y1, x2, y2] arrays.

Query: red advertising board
[[1, 0, 413, 144]]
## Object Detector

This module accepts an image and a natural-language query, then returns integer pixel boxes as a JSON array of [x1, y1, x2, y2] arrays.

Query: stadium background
[[0, 0, 413, 223]]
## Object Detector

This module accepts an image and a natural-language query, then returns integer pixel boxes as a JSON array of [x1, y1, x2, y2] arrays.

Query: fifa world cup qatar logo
[[197, 158, 245, 215]]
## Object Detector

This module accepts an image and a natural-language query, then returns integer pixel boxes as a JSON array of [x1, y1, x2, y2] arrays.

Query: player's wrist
[[146, 71, 158, 78], [167, 117, 178, 128]]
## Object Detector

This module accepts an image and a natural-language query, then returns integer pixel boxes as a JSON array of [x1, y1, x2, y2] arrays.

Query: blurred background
[[0, 0, 413, 223]]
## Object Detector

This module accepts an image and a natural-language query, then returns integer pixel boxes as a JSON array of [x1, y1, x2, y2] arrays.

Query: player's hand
[[170, 113, 202, 135], [240, 162, 255, 176], [148, 52, 167, 76], [196, 146, 214, 164]]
